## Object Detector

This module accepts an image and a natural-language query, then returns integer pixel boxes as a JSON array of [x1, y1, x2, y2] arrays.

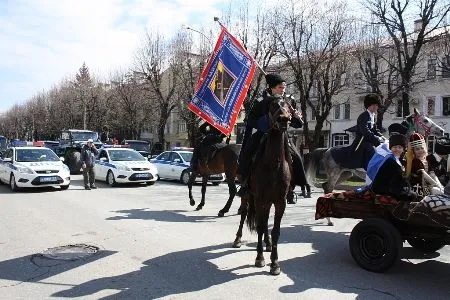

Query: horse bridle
[[267, 99, 292, 131], [413, 114, 432, 136]]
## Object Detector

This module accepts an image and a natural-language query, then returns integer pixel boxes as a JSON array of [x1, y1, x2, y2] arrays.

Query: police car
[[150, 147, 225, 185], [95, 146, 158, 186], [0, 141, 70, 191]]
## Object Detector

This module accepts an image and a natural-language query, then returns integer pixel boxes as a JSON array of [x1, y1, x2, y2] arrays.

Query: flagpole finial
[[214, 16, 223, 27]]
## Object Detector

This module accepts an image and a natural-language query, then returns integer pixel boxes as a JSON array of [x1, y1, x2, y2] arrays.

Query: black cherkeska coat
[[331, 110, 383, 170]]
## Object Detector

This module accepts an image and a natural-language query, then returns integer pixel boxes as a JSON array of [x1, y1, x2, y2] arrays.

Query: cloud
[[0, 0, 227, 111]]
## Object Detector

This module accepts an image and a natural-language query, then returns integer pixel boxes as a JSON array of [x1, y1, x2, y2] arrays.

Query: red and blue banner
[[188, 26, 256, 136]]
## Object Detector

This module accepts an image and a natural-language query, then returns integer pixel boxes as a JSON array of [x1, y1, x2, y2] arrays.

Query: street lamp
[[181, 24, 212, 44]]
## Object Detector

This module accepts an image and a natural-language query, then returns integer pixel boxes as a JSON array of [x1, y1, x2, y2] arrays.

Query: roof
[[124, 140, 149, 143], [66, 129, 96, 133]]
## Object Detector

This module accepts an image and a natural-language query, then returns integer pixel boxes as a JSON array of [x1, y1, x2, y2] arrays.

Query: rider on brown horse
[[190, 121, 227, 171], [237, 73, 309, 200]]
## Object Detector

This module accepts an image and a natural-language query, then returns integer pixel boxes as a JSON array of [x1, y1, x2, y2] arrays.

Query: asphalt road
[[0, 176, 449, 300]]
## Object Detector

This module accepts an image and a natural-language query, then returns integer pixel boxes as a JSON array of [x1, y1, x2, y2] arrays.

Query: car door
[[153, 151, 171, 178], [169, 152, 184, 179], [0, 149, 13, 183], [95, 150, 108, 180]]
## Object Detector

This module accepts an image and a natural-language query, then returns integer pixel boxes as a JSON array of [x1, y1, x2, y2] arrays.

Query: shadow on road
[[0, 250, 116, 285], [0, 184, 61, 194], [106, 208, 218, 223], [50, 225, 450, 299]]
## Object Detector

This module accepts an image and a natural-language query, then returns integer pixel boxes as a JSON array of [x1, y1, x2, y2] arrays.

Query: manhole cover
[[40, 244, 99, 261]]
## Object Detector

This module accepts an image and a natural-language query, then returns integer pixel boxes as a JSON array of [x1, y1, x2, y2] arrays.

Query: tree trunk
[[311, 118, 325, 149], [376, 108, 385, 132], [402, 91, 410, 117]]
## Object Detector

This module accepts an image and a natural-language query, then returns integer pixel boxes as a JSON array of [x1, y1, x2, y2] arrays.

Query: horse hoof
[[232, 240, 242, 248], [195, 206, 203, 211], [265, 246, 272, 252], [255, 259, 265, 268], [218, 211, 225, 217], [327, 222, 334, 226], [189, 200, 195, 206], [270, 265, 281, 276], [306, 193, 311, 198]]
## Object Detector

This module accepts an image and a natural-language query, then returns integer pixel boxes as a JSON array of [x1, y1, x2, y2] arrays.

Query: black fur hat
[[389, 133, 407, 149], [265, 73, 285, 88], [363, 93, 382, 109], [388, 123, 408, 136]]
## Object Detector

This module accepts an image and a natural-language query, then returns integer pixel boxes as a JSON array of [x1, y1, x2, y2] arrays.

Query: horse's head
[[403, 108, 445, 137], [267, 95, 291, 131]]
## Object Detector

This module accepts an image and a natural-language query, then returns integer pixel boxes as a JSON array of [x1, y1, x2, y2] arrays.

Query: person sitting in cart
[[364, 133, 418, 202]]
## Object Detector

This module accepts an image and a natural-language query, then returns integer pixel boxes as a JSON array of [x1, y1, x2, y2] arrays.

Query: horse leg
[[270, 202, 285, 276], [195, 176, 208, 211], [218, 176, 237, 217], [264, 218, 272, 252], [232, 198, 248, 248], [254, 210, 267, 268], [188, 171, 197, 206]]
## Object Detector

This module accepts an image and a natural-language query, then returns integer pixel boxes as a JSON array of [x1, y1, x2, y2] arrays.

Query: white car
[[0, 146, 70, 191], [150, 148, 225, 185], [95, 147, 158, 186]]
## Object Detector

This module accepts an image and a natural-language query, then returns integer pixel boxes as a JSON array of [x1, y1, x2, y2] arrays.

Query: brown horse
[[241, 95, 292, 276], [188, 143, 241, 217]]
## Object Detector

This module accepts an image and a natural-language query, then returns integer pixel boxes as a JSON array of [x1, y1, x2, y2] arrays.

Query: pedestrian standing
[[81, 138, 98, 190]]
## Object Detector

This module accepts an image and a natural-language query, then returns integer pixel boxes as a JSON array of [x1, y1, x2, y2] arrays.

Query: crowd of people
[[189, 72, 450, 204]]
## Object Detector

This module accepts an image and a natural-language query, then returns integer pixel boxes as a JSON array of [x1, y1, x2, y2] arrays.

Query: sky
[[0, 0, 228, 112]]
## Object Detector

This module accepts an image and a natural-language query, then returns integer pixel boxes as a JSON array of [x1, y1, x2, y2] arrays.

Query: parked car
[[122, 140, 151, 158], [0, 145, 70, 191], [95, 146, 158, 186], [150, 148, 225, 185]]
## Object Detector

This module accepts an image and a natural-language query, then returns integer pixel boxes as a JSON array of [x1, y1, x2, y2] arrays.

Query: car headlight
[[62, 164, 70, 172], [16, 165, 34, 174], [116, 164, 131, 171]]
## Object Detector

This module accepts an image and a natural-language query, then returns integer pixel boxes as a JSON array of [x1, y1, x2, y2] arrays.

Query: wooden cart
[[315, 190, 450, 272]]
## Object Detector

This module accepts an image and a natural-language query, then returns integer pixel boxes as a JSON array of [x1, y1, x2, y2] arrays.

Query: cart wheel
[[349, 218, 402, 273], [407, 237, 446, 253]]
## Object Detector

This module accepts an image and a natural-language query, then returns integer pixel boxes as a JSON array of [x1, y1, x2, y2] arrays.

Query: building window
[[334, 105, 340, 120], [427, 97, 435, 116], [344, 103, 350, 119], [332, 133, 349, 147], [443, 97, 450, 116], [427, 58, 437, 79], [442, 56, 450, 78], [178, 122, 186, 133]]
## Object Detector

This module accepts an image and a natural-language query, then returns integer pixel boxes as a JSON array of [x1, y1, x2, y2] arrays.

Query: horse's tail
[[246, 194, 256, 233], [306, 148, 327, 184]]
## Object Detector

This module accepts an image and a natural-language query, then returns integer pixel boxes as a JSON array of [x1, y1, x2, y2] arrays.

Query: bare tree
[[365, 0, 450, 116], [135, 32, 179, 149], [274, 1, 350, 149]]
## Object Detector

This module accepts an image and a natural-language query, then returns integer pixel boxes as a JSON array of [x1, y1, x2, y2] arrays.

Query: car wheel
[[107, 170, 116, 187], [60, 184, 70, 190], [10, 173, 18, 192], [212, 182, 220, 186], [146, 181, 156, 186], [180, 170, 191, 185]]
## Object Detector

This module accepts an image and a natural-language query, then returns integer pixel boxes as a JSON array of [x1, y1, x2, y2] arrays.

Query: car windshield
[[108, 149, 145, 161], [70, 132, 98, 141], [127, 142, 150, 152], [0, 137, 6, 150], [16, 148, 60, 162], [179, 152, 193, 162]]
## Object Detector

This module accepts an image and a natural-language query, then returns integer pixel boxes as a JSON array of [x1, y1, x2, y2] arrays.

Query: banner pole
[[214, 17, 266, 76]]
